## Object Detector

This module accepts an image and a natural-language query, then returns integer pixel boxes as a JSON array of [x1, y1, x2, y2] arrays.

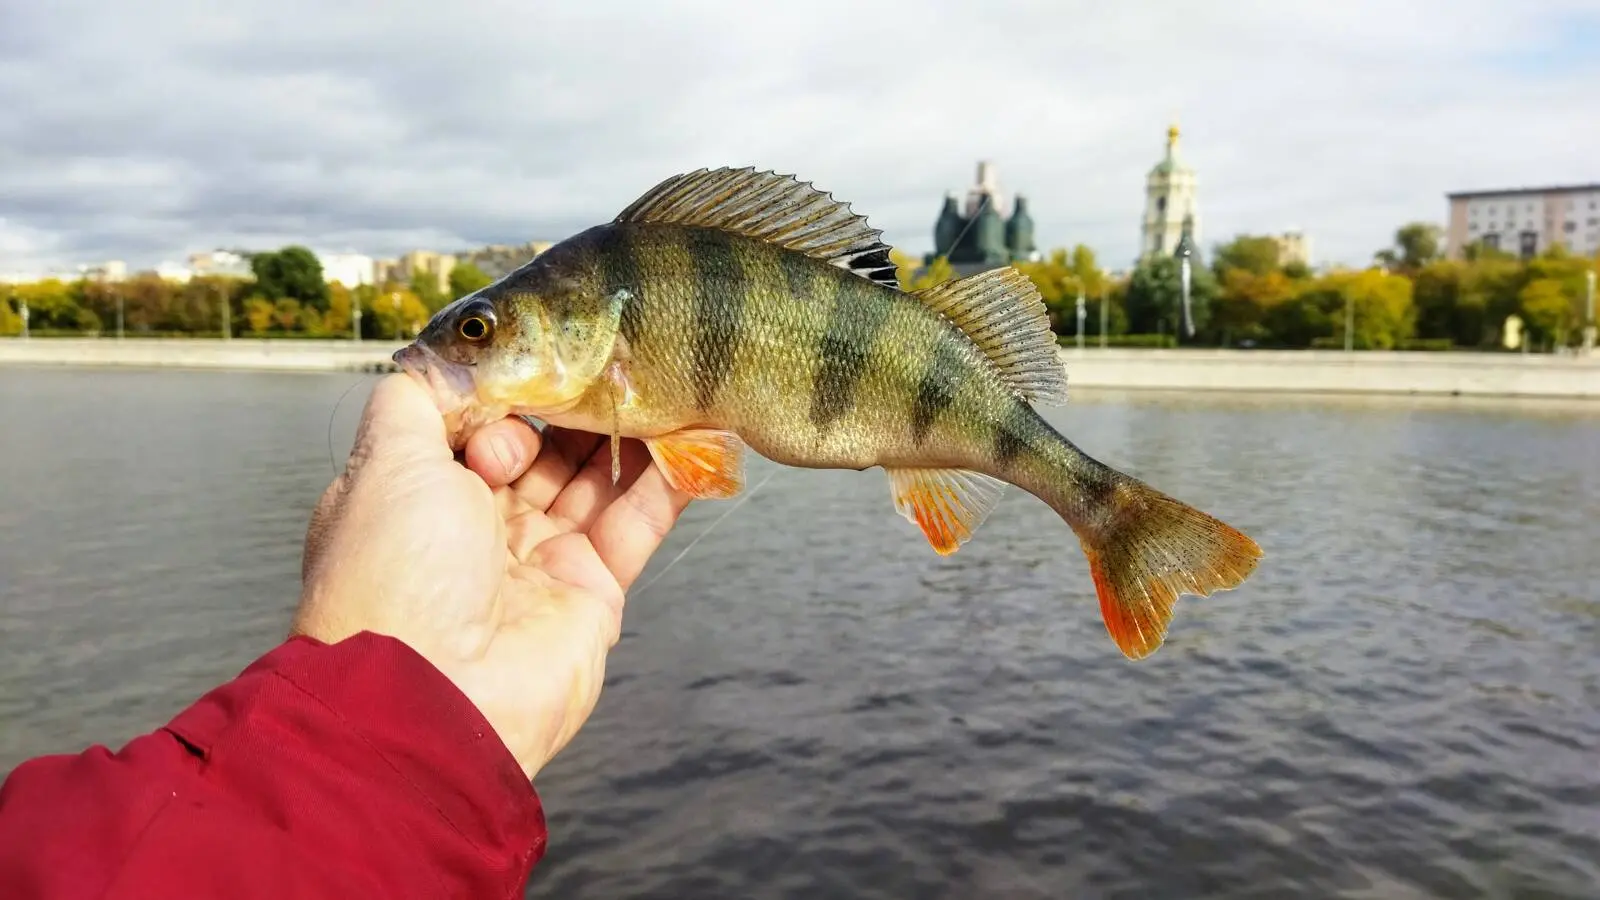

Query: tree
[[410, 271, 447, 312], [902, 256, 955, 292], [449, 262, 494, 300], [1518, 278, 1579, 347], [1412, 260, 1470, 345], [243, 298, 275, 334], [372, 289, 432, 340], [251, 246, 330, 310], [1272, 268, 1414, 349], [1212, 235, 1282, 278], [1375, 223, 1443, 274], [1212, 268, 1296, 345], [1124, 253, 1218, 340], [0, 290, 21, 335]]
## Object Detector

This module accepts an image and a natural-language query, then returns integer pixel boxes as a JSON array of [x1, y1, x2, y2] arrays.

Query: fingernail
[[491, 433, 521, 474]]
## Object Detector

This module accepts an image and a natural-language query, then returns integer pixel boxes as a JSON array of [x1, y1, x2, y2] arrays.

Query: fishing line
[[630, 464, 780, 598], [326, 375, 374, 475]]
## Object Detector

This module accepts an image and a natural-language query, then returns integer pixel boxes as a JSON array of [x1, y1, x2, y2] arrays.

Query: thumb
[[349, 373, 453, 474]]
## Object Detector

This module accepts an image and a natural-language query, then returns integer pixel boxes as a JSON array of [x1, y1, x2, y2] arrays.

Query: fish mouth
[[393, 343, 482, 448]]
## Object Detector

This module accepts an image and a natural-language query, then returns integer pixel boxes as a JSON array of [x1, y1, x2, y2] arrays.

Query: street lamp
[[1099, 290, 1107, 348], [1175, 234, 1195, 338], [1075, 287, 1086, 351], [18, 301, 28, 340], [116, 291, 124, 340], [1584, 269, 1596, 355], [352, 290, 362, 343]]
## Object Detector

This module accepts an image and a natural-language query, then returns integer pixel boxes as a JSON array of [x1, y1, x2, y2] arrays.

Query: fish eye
[[457, 305, 494, 342]]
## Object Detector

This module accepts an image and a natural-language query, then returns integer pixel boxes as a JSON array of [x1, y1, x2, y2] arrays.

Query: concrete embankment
[[2, 338, 1598, 399]]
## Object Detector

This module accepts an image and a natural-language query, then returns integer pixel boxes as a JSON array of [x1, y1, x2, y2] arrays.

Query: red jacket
[[0, 632, 548, 899]]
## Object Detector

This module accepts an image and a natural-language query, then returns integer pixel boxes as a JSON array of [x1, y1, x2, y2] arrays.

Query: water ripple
[[2, 374, 1598, 898]]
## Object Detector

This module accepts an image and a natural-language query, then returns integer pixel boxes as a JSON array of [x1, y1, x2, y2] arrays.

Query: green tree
[[251, 246, 330, 310], [1412, 260, 1471, 345], [1124, 253, 1218, 340], [1271, 268, 1414, 349], [410, 271, 447, 312], [243, 297, 276, 334], [1518, 278, 1579, 347], [1375, 223, 1443, 274], [1213, 268, 1296, 345], [0, 289, 21, 335], [372, 288, 432, 340], [1212, 235, 1282, 278], [903, 256, 955, 292], [449, 262, 494, 300]]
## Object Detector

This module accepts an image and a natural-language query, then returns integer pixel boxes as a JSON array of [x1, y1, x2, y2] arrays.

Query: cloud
[[2, 0, 1598, 273]]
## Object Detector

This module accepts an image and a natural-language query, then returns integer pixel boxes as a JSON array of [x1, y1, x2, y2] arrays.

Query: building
[[317, 253, 376, 288], [924, 161, 1039, 276], [375, 250, 456, 294], [1445, 183, 1600, 259], [455, 241, 555, 281], [188, 250, 253, 279], [1140, 124, 1199, 260], [1272, 230, 1312, 267]]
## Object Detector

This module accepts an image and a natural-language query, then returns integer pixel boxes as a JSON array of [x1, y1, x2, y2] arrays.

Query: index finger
[[585, 462, 694, 590]]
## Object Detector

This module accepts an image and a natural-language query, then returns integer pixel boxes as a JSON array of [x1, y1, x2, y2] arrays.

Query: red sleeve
[[0, 632, 547, 899]]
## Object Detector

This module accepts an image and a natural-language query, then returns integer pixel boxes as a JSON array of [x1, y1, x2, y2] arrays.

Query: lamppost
[[1099, 290, 1107, 349], [116, 291, 124, 340], [1175, 234, 1195, 338], [352, 289, 362, 343], [1584, 269, 1596, 355], [1344, 291, 1354, 353], [18, 301, 27, 340], [221, 287, 231, 340], [1075, 286, 1086, 351]]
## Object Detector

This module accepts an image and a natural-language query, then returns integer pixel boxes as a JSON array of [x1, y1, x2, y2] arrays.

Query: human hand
[[292, 374, 692, 779]]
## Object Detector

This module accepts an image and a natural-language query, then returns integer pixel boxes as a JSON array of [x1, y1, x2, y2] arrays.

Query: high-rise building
[[1445, 183, 1600, 259]]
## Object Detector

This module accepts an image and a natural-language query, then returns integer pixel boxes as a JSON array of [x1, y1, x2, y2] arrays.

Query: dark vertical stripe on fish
[[911, 336, 966, 445], [809, 268, 889, 430], [686, 227, 746, 411], [993, 399, 1034, 466], [596, 225, 645, 344]]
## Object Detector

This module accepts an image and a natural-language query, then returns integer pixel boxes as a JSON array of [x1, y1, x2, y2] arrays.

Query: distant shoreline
[[2, 337, 1597, 400]]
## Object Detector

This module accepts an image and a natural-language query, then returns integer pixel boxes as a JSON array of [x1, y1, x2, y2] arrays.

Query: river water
[[1, 368, 1596, 898]]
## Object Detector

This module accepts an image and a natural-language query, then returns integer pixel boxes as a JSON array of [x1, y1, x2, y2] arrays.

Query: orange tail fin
[[1069, 478, 1262, 660]]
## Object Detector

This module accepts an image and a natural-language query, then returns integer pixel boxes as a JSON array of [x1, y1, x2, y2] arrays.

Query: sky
[[3, 0, 1599, 275]]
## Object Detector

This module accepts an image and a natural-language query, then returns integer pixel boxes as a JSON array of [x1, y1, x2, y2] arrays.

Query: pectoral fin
[[644, 428, 746, 499], [886, 467, 1007, 555]]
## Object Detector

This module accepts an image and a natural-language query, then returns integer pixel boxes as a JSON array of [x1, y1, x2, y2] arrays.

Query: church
[[1140, 124, 1200, 262], [922, 161, 1040, 276]]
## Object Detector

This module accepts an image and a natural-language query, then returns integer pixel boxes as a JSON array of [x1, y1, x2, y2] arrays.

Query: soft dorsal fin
[[614, 166, 900, 289], [913, 267, 1068, 406]]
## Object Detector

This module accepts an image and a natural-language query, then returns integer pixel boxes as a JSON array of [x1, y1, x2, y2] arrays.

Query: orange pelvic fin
[[644, 428, 746, 499], [886, 467, 1007, 555]]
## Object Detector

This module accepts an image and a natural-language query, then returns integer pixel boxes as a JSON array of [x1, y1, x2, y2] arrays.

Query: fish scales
[[594, 222, 1020, 473], [393, 165, 1263, 661]]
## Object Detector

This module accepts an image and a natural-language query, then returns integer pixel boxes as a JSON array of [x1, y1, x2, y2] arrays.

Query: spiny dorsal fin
[[614, 166, 901, 289], [913, 267, 1068, 406]]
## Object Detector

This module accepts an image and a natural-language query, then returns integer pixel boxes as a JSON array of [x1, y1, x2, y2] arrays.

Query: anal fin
[[644, 428, 746, 499], [886, 467, 1007, 555]]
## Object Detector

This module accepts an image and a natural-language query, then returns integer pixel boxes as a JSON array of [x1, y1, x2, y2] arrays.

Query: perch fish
[[394, 166, 1262, 659]]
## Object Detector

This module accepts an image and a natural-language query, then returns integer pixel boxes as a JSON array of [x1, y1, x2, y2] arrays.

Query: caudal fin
[[1066, 477, 1262, 660]]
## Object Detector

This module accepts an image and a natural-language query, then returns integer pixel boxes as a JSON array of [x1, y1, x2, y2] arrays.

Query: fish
[[394, 166, 1262, 660]]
